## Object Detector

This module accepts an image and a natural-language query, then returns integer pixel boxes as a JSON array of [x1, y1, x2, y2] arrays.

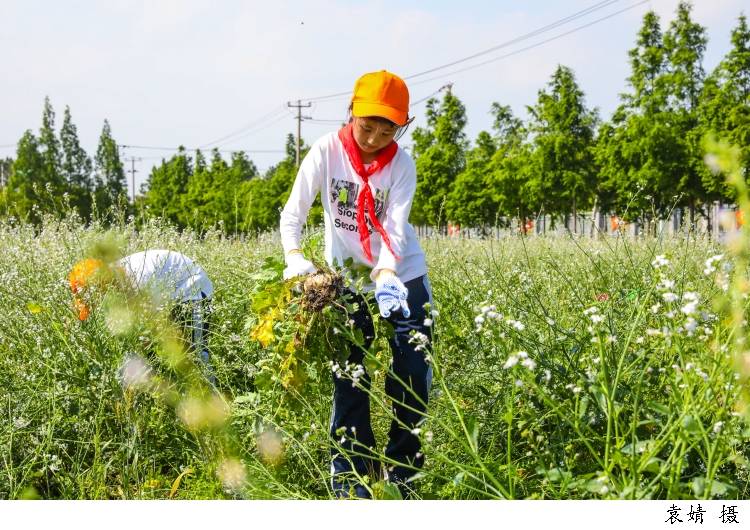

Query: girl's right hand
[[283, 252, 317, 279]]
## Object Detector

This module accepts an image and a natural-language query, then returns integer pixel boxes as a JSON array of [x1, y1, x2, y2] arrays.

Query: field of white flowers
[[1, 209, 748, 500]]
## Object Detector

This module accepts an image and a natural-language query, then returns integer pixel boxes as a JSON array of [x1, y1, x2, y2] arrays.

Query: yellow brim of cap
[[352, 101, 408, 126]]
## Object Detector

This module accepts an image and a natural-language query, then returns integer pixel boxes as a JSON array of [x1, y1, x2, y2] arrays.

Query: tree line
[[1, 3, 748, 233]]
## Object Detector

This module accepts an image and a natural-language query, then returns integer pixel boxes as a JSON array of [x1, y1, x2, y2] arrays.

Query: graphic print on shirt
[[330, 177, 387, 235]]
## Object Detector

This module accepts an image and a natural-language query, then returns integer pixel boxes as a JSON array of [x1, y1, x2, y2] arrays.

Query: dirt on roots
[[301, 272, 345, 312]]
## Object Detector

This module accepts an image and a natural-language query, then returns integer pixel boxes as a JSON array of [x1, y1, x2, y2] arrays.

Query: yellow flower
[[251, 309, 279, 347]]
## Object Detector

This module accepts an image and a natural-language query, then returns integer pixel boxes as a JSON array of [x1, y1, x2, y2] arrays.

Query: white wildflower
[[657, 279, 675, 291], [684, 317, 698, 335], [521, 357, 536, 371], [119, 354, 152, 389], [13, 417, 30, 429], [662, 292, 678, 303], [503, 355, 519, 369], [712, 421, 724, 434], [703, 254, 723, 275], [651, 255, 670, 268]]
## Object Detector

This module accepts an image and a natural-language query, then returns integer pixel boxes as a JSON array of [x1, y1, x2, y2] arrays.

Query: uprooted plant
[[246, 255, 391, 404]]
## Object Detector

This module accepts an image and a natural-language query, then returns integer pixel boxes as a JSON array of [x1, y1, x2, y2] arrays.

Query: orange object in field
[[736, 209, 744, 228], [69, 258, 105, 294], [448, 223, 460, 237], [68, 258, 107, 321], [610, 215, 620, 232]]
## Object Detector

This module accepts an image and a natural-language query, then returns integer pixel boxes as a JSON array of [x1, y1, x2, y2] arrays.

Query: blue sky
[[0, 0, 745, 194]]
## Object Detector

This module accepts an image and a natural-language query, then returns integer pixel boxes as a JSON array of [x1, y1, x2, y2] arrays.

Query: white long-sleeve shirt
[[118, 249, 213, 304], [280, 131, 427, 285]]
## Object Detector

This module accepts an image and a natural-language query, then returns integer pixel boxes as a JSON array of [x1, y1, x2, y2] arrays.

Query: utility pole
[[287, 99, 312, 167], [125, 156, 141, 204]]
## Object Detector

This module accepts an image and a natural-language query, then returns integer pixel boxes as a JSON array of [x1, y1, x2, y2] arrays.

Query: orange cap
[[69, 258, 106, 294], [351, 70, 410, 126], [68, 258, 106, 321]]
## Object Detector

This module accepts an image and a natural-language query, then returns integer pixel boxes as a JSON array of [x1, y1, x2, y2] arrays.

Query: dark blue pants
[[330, 275, 434, 487]]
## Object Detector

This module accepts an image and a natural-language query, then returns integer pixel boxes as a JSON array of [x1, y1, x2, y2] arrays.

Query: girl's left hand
[[375, 275, 410, 318]]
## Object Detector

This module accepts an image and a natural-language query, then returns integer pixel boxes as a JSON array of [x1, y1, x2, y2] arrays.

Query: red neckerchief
[[337, 122, 400, 263]]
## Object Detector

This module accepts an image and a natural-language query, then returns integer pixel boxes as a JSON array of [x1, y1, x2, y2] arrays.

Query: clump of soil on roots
[[301, 272, 345, 312]]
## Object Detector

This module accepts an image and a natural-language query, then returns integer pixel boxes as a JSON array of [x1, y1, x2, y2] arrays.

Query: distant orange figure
[[736, 209, 744, 228], [610, 215, 621, 232], [448, 223, 461, 237], [610, 215, 629, 233]]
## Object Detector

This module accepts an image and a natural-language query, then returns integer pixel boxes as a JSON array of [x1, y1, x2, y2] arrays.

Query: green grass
[[1, 214, 748, 499]]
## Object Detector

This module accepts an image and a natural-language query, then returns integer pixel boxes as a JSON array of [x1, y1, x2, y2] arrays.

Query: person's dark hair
[[346, 103, 412, 141]]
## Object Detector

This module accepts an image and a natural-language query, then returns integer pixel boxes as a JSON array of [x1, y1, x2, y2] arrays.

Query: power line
[[119, 144, 284, 154], [410, 84, 453, 107], [406, 0, 649, 89], [300, 0, 624, 102], [403, 0, 620, 80], [129, 1, 642, 157], [198, 105, 287, 148], [211, 112, 291, 148], [305, 83, 453, 124]]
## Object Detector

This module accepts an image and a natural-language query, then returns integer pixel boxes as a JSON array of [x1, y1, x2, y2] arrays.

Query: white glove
[[283, 252, 317, 280], [375, 275, 410, 318]]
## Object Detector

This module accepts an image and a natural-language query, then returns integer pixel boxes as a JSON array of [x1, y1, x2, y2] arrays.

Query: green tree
[[184, 149, 218, 230], [698, 13, 750, 201], [526, 65, 598, 227], [93, 119, 127, 220], [663, 1, 708, 223], [38, 96, 65, 198], [623, 10, 668, 111], [487, 104, 538, 226], [247, 134, 309, 232], [143, 147, 192, 227], [6, 131, 46, 223], [60, 105, 93, 221], [411, 90, 468, 226], [596, 10, 683, 221], [218, 151, 258, 234], [444, 131, 496, 227], [445, 103, 525, 227]]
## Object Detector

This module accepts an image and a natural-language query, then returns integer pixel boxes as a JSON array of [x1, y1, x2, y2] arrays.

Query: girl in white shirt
[[280, 70, 434, 499]]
